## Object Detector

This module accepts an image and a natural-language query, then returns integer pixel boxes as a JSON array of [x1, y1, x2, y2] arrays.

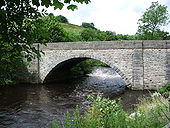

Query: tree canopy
[[56, 15, 69, 23], [137, 1, 170, 40], [82, 22, 96, 29], [0, 0, 91, 11], [0, 0, 90, 85]]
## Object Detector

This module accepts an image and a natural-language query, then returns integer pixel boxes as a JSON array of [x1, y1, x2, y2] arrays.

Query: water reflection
[[0, 67, 149, 128]]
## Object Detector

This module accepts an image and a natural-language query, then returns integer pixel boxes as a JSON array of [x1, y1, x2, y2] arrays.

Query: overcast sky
[[40, 0, 170, 35]]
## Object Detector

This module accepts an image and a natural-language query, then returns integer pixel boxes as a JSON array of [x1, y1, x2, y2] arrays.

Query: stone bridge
[[22, 40, 170, 90]]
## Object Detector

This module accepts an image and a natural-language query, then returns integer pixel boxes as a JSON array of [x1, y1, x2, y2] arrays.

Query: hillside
[[60, 23, 85, 34]]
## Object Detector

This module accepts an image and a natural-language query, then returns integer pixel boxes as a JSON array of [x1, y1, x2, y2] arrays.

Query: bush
[[81, 22, 96, 29], [105, 31, 118, 41], [0, 44, 24, 86], [51, 93, 170, 128], [81, 29, 107, 41], [157, 83, 170, 98], [56, 15, 69, 24], [157, 83, 170, 93], [67, 32, 82, 42], [81, 28, 98, 41]]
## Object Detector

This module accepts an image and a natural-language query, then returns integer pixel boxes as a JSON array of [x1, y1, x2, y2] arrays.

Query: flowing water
[[0, 67, 150, 128]]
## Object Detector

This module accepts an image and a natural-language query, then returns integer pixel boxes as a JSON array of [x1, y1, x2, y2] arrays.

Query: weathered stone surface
[[143, 49, 167, 89], [23, 40, 170, 90]]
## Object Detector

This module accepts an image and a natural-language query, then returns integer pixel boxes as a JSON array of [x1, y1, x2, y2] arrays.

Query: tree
[[48, 13, 54, 17], [56, 15, 69, 23], [81, 28, 107, 41], [81, 29, 98, 41], [0, 0, 90, 86], [154, 30, 170, 40], [105, 31, 117, 41], [27, 16, 69, 43], [137, 1, 169, 40], [82, 22, 96, 29]]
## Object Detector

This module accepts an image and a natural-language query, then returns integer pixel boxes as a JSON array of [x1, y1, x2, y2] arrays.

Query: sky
[[39, 0, 170, 35]]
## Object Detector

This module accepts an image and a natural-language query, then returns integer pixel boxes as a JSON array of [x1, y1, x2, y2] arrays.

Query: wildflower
[[129, 112, 141, 119], [151, 92, 161, 97]]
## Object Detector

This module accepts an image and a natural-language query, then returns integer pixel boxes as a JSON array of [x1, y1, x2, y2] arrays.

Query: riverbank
[[51, 92, 170, 128]]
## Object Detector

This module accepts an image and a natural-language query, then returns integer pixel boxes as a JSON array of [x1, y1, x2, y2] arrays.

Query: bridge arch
[[25, 41, 170, 90], [41, 55, 131, 87]]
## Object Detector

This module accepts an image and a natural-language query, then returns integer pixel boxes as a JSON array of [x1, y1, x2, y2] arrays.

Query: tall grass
[[51, 93, 170, 128]]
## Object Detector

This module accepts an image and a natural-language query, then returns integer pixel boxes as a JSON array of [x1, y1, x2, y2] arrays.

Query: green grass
[[59, 23, 85, 41], [60, 23, 85, 34]]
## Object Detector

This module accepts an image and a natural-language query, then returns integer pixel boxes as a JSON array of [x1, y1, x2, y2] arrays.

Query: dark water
[[0, 67, 150, 128]]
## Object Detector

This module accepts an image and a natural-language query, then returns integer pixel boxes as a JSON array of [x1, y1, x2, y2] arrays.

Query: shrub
[[132, 93, 170, 128], [81, 28, 98, 41], [67, 32, 82, 42], [81, 22, 96, 29], [51, 94, 170, 128], [81, 29, 107, 41], [157, 83, 170, 98], [157, 83, 170, 93], [56, 15, 69, 24], [105, 31, 118, 41]]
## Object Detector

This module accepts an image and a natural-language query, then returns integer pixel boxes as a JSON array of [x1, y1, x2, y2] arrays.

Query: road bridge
[[21, 40, 170, 90]]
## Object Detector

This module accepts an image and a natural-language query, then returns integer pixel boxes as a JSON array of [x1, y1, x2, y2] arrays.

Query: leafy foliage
[[58, 22, 139, 42], [137, 1, 170, 40], [34, 16, 69, 42], [81, 28, 107, 41], [81, 29, 97, 41], [105, 31, 117, 41], [0, 0, 42, 85], [157, 83, 170, 98], [51, 94, 169, 128], [0, 0, 90, 86], [70, 59, 108, 77], [81, 22, 96, 29], [56, 15, 69, 23], [0, 43, 24, 86]]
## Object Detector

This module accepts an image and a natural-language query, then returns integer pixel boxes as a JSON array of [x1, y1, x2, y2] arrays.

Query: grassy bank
[[60, 23, 85, 34], [51, 92, 170, 128]]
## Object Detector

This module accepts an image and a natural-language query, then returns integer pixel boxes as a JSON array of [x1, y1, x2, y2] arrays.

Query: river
[[0, 67, 150, 128]]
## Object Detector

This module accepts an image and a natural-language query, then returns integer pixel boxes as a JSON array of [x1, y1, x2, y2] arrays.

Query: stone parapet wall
[[38, 40, 170, 50]]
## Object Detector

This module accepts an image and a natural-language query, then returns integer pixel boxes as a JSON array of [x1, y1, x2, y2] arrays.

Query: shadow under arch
[[43, 57, 131, 88]]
